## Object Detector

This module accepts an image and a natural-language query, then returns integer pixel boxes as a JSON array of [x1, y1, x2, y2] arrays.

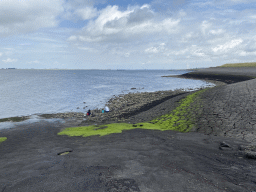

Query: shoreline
[[0, 89, 192, 126], [1, 68, 255, 138], [0, 90, 212, 125], [0, 75, 218, 124]]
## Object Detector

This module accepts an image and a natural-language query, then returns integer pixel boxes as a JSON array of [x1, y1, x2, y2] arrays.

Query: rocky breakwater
[[38, 89, 189, 125], [80, 89, 189, 124]]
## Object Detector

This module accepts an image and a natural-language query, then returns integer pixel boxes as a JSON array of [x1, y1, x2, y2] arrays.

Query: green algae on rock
[[58, 89, 207, 138], [58, 123, 162, 137], [149, 89, 207, 132], [0, 137, 7, 143]]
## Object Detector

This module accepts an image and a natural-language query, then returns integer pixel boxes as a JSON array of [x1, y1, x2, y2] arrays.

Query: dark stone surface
[[1, 120, 256, 191]]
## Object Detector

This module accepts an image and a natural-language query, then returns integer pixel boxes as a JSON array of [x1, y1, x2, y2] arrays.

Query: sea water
[[0, 69, 214, 119]]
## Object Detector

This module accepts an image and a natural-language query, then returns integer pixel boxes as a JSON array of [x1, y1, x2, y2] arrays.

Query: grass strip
[[0, 137, 7, 143], [58, 89, 207, 138], [220, 62, 256, 67]]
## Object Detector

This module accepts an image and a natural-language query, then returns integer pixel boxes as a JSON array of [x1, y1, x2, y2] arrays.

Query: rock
[[220, 141, 230, 148], [238, 145, 247, 151], [244, 151, 256, 159], [219, 141, 232, 150]]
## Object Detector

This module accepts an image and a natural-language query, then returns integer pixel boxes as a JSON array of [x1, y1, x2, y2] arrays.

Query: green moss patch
[[0, 137, 7, 143], [58, 89, 207, 138], [149, 89, 206, 132]]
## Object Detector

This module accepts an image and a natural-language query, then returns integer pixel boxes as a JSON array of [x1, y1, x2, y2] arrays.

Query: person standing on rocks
[[87, 109, 91, 116]]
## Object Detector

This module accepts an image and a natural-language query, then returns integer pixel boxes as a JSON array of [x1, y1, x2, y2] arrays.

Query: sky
[[0, 0, 256, 69]]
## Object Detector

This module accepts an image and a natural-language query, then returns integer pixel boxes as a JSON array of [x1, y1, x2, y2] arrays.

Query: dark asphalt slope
[[1, 120, 256, 192]]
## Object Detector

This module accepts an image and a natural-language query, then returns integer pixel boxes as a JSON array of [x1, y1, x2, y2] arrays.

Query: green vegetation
[[0, 116, 29, 122], [149, 89, 206, 132], [59, 152, 70, 155], [58, 89, 207, 138], [220, 62, 256, 67], [0, 137, 7, 143]]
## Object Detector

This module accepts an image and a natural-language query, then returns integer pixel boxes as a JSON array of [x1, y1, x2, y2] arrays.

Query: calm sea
[[0, 69, 214, 119]]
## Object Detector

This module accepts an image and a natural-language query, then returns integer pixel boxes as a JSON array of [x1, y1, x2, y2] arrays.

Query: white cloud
[[190, 45, 206, 57], [145, 43, 166, 54], [67, 36, 78, 41], [0, 52, 2, 57], [2, 58, 17, 63], [74, 7, 98, 20], [178, 10, 187, 17], [209, 29, 225, 35], [238, 50, 256, 56], [162, 44, 207, 58], [181, 32, 195, 42], [69, 5, 180, 43], [145, 47, 159, 54], [0, 0, 63, 36], [201, 20, 211, 35], [62, 0, 103, 21], [212, 39, 243, 52]]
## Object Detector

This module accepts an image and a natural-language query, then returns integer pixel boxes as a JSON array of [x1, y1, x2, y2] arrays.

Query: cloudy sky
[[0, 0, 256, 69]]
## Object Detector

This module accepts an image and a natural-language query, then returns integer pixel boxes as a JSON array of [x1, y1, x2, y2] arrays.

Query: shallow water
[[0, 115, 66, 130], [0, 69, 214, 119]]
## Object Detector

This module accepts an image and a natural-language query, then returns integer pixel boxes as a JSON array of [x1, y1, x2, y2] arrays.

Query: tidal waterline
[[0, 69, 215, 119]]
